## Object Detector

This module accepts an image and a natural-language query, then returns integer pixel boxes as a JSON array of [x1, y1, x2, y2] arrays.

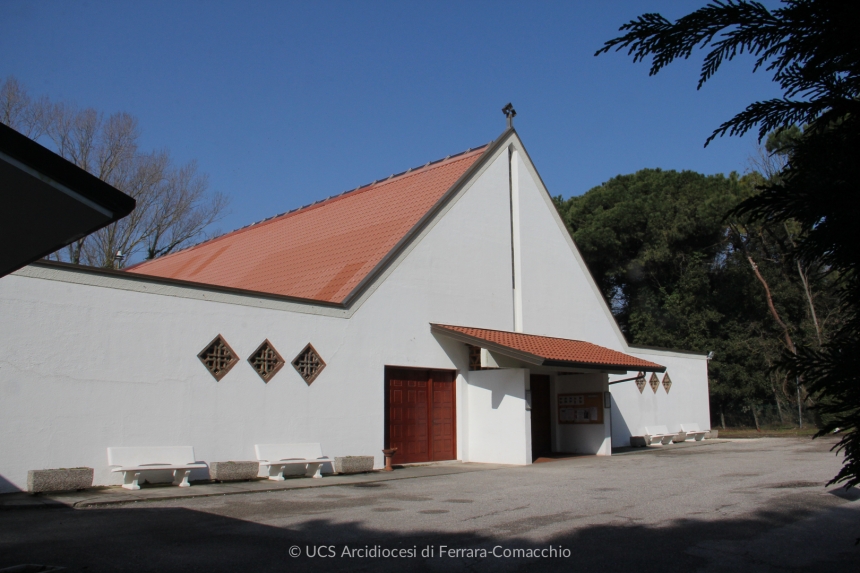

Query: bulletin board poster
[[558, 393, 604, 424]]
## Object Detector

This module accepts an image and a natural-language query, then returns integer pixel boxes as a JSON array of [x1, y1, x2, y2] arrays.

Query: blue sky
[[1, 0, 783, 236]]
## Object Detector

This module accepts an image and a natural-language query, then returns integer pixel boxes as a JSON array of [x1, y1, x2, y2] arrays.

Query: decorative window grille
[[635, 372, 646, 393], [662, 372, 672, 393], [467, 344, 498, 371], [467, 344, 482, 371], [198, 335, 238, 381], [248, 339, 285, 383], [649, 372, 660, 393], [292, 343, 326, 385]]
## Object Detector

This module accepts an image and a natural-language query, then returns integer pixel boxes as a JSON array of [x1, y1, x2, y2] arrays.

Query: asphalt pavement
[[1, 437, 858, 572]]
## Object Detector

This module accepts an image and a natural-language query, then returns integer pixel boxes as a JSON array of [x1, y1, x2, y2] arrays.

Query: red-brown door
[[386, 367, 456, 464], [430, 371, 455, 461], [386, 368, 429, 463]]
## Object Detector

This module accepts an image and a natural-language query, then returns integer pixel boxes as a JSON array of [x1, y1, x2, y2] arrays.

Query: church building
[[0, 124, 710, 492]]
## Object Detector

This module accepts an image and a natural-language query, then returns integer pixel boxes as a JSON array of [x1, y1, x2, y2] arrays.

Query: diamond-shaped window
[[649, 372, 660, 393], [248, 339, 285, 383], [635, 372, 646, 393], [198, 335, 238, 381], [467, 344, 482, 371], [292, 343, 326, 385], [662, 372, 672, 393]]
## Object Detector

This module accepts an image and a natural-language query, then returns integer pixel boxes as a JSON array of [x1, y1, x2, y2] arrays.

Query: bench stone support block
[[210, 461, 260, 482], [122, 471, 142, 490], [334, 456, 375, 474], [267, 465, 286, 481], [173, 469, 191, 487], [305, 463, 323, 479], [27, 468, 93, 493]]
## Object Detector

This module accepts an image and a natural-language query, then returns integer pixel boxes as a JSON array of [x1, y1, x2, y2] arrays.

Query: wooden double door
[[385, 367, 456, 464]]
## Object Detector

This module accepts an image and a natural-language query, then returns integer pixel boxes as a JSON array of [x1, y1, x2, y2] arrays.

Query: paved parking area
[[1, 437, 858, 572]]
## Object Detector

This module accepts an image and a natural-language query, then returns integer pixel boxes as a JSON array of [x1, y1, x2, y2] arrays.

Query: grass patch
[[719, 426, 820, 438]]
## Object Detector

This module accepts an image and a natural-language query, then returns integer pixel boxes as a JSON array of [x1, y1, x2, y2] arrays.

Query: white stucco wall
[[466, 369, 530, 465], [514, 151, 623, 348], [0, 273, 357, 491], [609, 350, 711, 447]]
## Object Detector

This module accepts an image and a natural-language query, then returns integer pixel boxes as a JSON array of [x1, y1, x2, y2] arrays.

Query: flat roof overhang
[[0, 123, 136, 278], [431, 323, 666, 373]]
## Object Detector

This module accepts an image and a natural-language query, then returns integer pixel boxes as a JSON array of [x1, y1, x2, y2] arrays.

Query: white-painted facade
[[0, 131, 710, 493]]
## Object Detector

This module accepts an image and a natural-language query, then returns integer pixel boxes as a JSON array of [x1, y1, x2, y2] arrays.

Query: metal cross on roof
[[502, 103, 516, 128]]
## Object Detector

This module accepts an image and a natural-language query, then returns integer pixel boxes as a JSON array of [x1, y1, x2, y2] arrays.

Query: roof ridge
[[132, 143, 490, 268]]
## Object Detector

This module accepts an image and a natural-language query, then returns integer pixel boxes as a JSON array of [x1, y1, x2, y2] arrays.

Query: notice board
[[558, 393, 604, 424]]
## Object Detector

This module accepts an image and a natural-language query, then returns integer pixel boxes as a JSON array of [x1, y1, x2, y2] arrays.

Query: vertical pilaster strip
[[510, 146, 523, 333]]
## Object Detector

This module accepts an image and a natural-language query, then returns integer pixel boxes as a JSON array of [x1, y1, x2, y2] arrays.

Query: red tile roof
[[127, 146, 487, 303], [431, 324, 665, 371]]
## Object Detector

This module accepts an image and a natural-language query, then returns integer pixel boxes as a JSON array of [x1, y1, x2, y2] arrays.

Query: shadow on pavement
[[1, 489, 859, 573]]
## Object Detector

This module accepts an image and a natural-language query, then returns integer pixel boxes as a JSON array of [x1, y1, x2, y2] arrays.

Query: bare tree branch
[[0, 75, 230, 269]]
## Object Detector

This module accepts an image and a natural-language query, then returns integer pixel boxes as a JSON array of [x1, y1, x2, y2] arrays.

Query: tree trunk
[[69, 239, 84, 265], [748, 257, 795, 353], [720, 406, 726, 430], [748, 256, 812, 424], [796, 260, 822, 346], [751, 402, 761, 431], [784, 223, 822, 346], [796, 377, 803, 429], [772, 381, 786, 424]]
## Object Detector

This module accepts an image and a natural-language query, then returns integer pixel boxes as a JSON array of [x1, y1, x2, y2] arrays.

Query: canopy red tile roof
[[127, 146, 487, 303], [431, 324, 665, 372]]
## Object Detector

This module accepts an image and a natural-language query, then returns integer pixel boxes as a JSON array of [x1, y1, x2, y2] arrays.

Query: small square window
[[248, 339, 285, 383], [292, 343, 326, 385], [198, 335, 238, 381]]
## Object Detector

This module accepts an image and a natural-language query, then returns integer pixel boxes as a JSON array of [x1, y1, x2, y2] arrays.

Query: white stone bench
[[630, 430, 661, 446], [644, 425, 678, 445], [255, 443, 332, 480], [674, 423, 707, 442], [107, 446, 207, 490]]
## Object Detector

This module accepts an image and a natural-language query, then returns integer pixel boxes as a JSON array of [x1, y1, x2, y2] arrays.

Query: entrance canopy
[[0, 123, 135, 278], [431, 324, 665, 372]]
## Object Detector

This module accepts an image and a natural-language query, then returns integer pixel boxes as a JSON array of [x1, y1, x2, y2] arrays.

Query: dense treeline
[[594, 0, 860, 489], [553, 167, 838, 429]]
